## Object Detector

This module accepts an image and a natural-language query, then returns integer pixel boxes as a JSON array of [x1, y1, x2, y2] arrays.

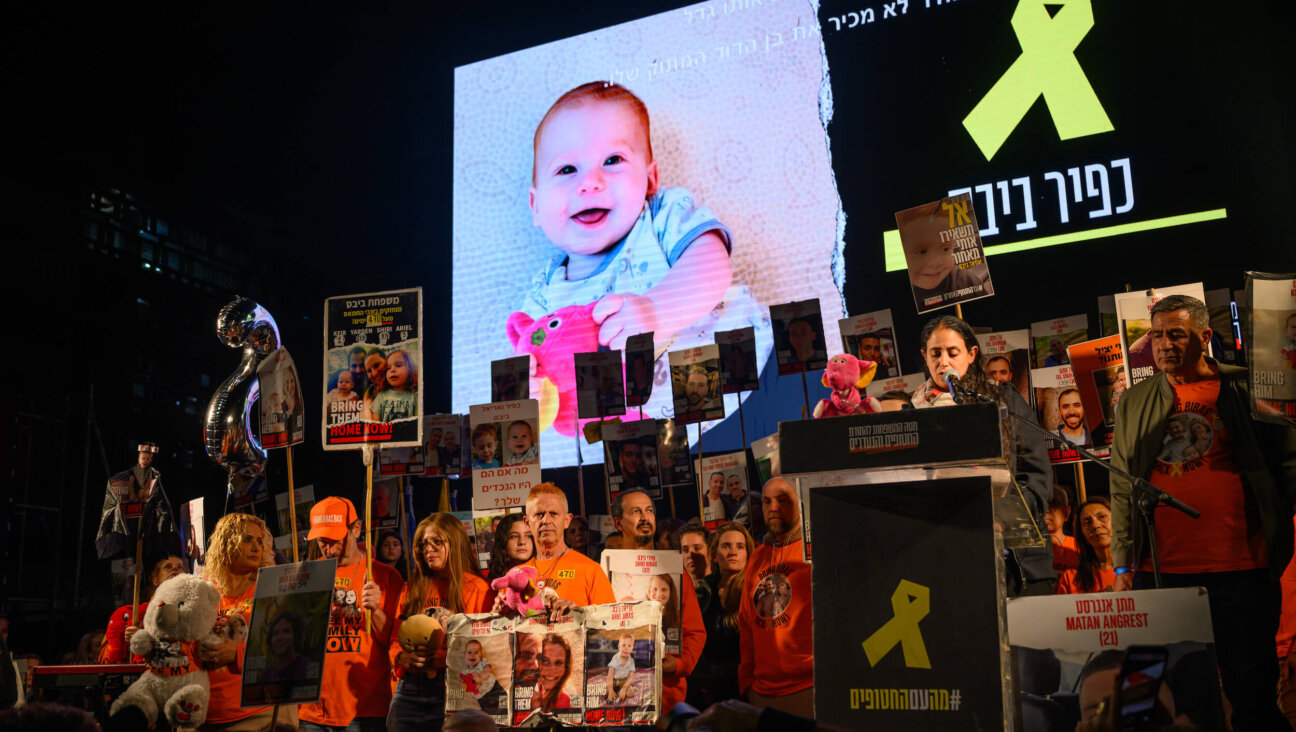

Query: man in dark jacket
[[1111, 294, 1296, 731]]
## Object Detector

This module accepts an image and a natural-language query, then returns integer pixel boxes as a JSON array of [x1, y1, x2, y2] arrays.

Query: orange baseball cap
[[307, 496, 358, 541]]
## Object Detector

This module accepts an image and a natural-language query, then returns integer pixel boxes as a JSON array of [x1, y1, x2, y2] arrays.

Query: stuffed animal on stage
[[490, 565, 558, 618], [506, 302, 600, 436], [109, 574, 222, 729], [812, 354, 882, 418]]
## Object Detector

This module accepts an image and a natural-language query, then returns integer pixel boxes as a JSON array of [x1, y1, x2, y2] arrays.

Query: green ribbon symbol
[[963, 0, 1113, 160], [861, 579, 932, 669]]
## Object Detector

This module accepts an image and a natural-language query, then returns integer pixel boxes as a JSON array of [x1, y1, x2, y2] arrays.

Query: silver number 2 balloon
[[204, 297, 280, 495]]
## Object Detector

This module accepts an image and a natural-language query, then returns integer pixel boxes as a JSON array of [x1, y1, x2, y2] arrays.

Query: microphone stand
[[950, 380, 1198, 589]]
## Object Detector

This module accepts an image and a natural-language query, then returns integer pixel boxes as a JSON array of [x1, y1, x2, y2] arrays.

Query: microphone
[[941, 368, 963, 395]]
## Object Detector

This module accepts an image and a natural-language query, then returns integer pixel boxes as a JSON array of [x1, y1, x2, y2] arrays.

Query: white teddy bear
[[110, 573, 222, 728]]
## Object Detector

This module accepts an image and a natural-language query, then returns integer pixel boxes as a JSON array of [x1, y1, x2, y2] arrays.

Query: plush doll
[[109, 574, 221, 728], [812, 354, 882, 418], [397, 613, 445, 655], [489, 565, 556, 618], [506, 302, 600, 436]]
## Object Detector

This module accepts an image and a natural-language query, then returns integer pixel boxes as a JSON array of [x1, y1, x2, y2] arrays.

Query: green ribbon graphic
[[861, 579, 932, 669], [963, 0, 1113, 160]]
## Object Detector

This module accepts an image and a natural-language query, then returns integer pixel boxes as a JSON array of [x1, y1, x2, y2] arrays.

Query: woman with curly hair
[[387, 513, 491, 731], [686, 521, 754, 709], [198, 513, 295, 730], [1056, 498, 1117, 594]]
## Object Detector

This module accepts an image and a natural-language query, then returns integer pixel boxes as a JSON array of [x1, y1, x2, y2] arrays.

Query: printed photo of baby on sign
[[896, 194, 994, 314], [582, 602, 662, 727], [445, 614, 514, 727], [470, 401, 541, 512]]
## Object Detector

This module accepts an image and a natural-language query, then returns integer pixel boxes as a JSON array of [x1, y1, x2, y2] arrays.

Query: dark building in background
[[6, 181, 320, 661]]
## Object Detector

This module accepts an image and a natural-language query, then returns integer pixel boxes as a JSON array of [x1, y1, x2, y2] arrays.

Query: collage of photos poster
[[322, 288, 423, 449]]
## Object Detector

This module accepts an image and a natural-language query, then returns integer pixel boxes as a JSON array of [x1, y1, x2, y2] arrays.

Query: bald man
[[737, 478, 813, 718]]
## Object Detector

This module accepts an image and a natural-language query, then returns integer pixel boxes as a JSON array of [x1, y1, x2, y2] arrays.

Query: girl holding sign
[[387, 514, 490, 731]]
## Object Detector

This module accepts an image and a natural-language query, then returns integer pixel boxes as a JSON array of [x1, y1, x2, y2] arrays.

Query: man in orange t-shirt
[[1111, 294, 1296, 731], [520, 483, 615, 613], [606, 488, 705, 713], [738, 477, 813, 719], [298, 496, 404, 732]]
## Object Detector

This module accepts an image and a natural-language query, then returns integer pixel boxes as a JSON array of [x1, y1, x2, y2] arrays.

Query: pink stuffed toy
[[489, 565, 555, 618], [812, 354, 882, 418], [507, 302, 600, 436]]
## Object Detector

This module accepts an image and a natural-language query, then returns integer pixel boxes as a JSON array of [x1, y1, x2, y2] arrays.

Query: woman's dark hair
[[377, 530, 408, 580], [917, 315, 995, 398], [1073, 497, 1112, 593], [918, 315, 1023, 474], [488, 514, 533, 580]]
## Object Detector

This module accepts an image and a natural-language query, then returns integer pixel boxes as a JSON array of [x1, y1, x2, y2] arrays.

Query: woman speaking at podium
[[910, 315, 1054, 597]]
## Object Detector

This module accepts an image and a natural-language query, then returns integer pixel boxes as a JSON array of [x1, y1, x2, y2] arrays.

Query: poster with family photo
[[240, 559, 335, 706], [445, 614, 514, 726], [838, 310, 901, 379], [694, 452, 748, 531], [624, 333, 655, 409], [491, 355, 530, 402], [275, 485, 315, 560], [582, 602, 663, 727], [470, 400, 541, 512], [981, 330, 1032, 403], [512, 614, 587, 727], [1030, 314, 1088, 368], [896, 193, 994, 314], [322, 288, 423, 449], [770, 300, 828, 375], [1245, 273, 1296, 427], [716, 327, 759, 393], [601, 552, 684, 655], [1031, 365, 1086, 464], [604, 420, 662, 501], [576, 350, 626, 419], [1067, 336, 1124, 453], [864, 372, 926, 403], [654, 419, 694, 488], [668, 346, 724, 425], [418, 414, 465, 477], [181, 497, 206, 571], [1114, 282, 1207, 387], [258, 347, 305, 449]]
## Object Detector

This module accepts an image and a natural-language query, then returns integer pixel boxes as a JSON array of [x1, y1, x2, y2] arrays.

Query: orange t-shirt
[[527, 548, 615, 606], [738, 539, 813, 697], [662, 571, 706, 711], [388, 573, 491, 675], [1142, 380, 1268, 574], [1055, 567, 1116, 595], [299, 557, 405, 726], [1052, 535, 1080, 573], [206, 584, 267, 725], [1276, 518, 1296, 658]]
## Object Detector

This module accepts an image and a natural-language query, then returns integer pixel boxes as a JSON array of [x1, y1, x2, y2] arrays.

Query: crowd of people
[[8, 298, 1295, 732]]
